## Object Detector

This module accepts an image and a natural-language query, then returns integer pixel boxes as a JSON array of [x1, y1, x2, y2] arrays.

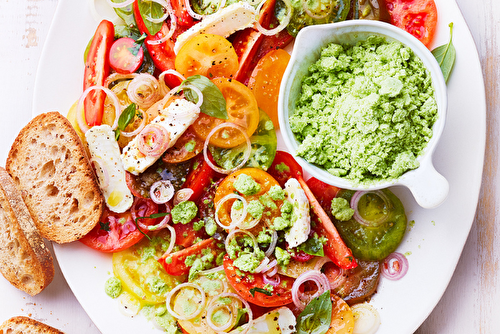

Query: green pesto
[[146, 276, 168, 294], [290, 36, 438, 184], [171, 201, 198, 224], [275, 246, 291, 267], [188, 252, 215, 281], [259, 194, 278, 210], [233, 174, 261, 195], [331, 197, 355, 221], [104, 277, 122, 298], [257, 228, 272, 244], [275, 162, 290, 172], [267, 185, 285, 201], [142, 305, 180, 334], [273, 216, 291, 231], [193, 220, 204, 231], [247, 200, 265, 219], [233, 249, 265, 273], [204, 217, 217, 236]]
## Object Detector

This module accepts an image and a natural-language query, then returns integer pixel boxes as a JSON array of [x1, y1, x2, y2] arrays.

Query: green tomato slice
[[210, 109, 277, 171], [334, 189, 407, 261]]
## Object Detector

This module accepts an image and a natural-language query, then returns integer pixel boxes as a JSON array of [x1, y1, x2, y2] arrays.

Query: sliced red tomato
[[182, 152, 223, 203], [109, 37, 144, 74], [83, 20, 114, 126], [268, 150, 303, 187], [133, 0, 194, 88], [170, 0, 197, 27], [223, 255, 294, 307], [158, 238, 219, 276], [79, 198, 159, 252], [306, 177, 341, 210], [162, 126, 204, 163], [385, 0, 438, 48], [172, 222, 208, 248]]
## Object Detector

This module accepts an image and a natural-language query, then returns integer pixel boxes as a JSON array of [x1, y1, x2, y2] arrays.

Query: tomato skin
[[133, 1, 193, 88], [83, 20, 114, 126], [79, 198, 159, 252], [268, 151, 303, 187], [223, 255, 295, 307], [158, 238, 218, 276], [385, 0, 438, 48], [182, 152, 223, 203], [170, 0, 197, 27], [306, 177, 341, 210], [109, 37, 144, 74], [248, 49, 290, 129]]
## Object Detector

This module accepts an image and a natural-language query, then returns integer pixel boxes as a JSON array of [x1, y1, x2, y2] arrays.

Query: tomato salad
[[68, 0, 438, 333]]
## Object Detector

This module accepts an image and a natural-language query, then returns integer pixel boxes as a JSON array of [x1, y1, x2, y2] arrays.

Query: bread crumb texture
[[6, 112, 104, 243]]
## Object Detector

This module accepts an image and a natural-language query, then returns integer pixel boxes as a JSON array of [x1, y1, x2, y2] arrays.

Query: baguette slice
[[6, 112, 104, 243], [0, 316, 65, 334], [0, 167, 54, 295]]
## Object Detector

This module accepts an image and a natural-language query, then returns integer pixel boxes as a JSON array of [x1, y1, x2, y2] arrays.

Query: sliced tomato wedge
[[158, 238, 219, 276], [385, 0, 438, 48], [223, 255, 295, 307], [83, 20, 114, 126], [79, 198, 159, 252]]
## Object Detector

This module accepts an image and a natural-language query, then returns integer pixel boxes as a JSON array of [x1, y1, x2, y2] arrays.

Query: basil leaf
[[115, 103, 138, 140], [298, 237, 325, 257], [249, 287, 272, 297], [432, 22, 456, 83], [182, 75, 228, 119], [137, 0, 164, 36], [296, 291, 332, 334], [112, 0, 136, 27]]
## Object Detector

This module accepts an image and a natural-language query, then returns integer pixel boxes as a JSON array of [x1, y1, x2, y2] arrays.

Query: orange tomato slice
[[175, 34, 239, 78], [191, 77, 259, 148], [248, 49, 291, 129]]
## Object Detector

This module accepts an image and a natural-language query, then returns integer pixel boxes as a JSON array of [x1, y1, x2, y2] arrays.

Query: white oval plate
[[33, 0, 485, 333]]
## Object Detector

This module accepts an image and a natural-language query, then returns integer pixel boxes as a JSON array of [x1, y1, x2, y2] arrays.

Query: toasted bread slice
[[0, 167, 54, 295], [6, 112, 104, 243], [0, 316, 65, 334]]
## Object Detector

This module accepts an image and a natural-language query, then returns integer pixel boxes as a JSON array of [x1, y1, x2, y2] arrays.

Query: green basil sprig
[[298, 237, 325, 257], [115, 103, 138, 140], [296, 291, 332, 334], [432, 22, 456, 83], [137, 0, 164, 36], [249, 287, 272, 297], [182, 75, 228, 119]]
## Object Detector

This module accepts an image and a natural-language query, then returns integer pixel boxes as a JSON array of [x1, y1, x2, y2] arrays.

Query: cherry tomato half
[[385, 0, 438, 48], [109, 37, 144, 74], [79, 198, 158, 252], [83, 20, 114, 126], [224, 255, 295, 307]]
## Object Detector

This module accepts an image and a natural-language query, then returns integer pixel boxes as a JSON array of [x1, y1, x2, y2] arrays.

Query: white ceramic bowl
[[278, 20, 448, 209]]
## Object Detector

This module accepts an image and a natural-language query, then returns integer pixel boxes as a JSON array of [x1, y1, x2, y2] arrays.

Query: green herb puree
[[105, 277, 122, 298], [289, 36, 438, 184]]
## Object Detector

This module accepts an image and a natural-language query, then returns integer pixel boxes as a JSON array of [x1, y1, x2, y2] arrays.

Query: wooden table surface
[[0, 0, 496, 333]]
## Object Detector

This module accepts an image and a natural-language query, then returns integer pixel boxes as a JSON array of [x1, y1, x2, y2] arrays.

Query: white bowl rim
[[278, 20, 449, 208]]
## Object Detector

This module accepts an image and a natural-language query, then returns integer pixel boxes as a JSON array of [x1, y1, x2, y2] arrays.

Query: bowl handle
[[400, 163, 449, 209]]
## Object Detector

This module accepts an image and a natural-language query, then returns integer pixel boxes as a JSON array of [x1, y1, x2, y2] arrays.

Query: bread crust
[[5, 112, 104, 243], [0, 167, 54, 295], [0, 316, 65, 334]]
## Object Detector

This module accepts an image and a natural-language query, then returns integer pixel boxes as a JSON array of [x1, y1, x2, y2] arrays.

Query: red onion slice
[[291, 269, 331, 311], [255, 0, 291, 36], [104, 73, 137, 88], [137, 123, 170, 157], [173, 188, 194, 206], [215, 193, 248, 230], [166, 283, 206, 320], [206, 293, 253, 334], [127, 73, 162, 110], [203, 122, 252, 174], [150, 180, 175, 204], [381, 252, 409, 281], [264, 229, 278, 257]]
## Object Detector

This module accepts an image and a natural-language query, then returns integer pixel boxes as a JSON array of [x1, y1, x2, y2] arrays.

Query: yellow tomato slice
[[327, 294, 355, 334], [191, 77, 259, 148], [248, 49, 290, 129], [175, 34, 239, 79]]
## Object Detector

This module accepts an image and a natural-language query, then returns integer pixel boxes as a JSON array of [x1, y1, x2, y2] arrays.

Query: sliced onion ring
[[76, 85, 122, 133], [291, 269, 331, 311], [104, 72, 137, 88], [127, 73, 162, 110], [106, 0, 135, 8], [224, 229, 259, 255], [137, 123, 170, 157], [150, 180, 175, 204], [351, 303, 381, 334], [161, 225, 176, 257], [255, 0, 291, 36], [215, 193, 248, 230], [203, 122, 252, 174], [351, 190, 391, 227], [173, 188, 194, 206], [301, 0, 332, 19], [165, 283, 206, 320], [206, 293, 253, 334], [119, 107, 147, 138], [264, 229, 278, 257], [381, 252, 409, 281]]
